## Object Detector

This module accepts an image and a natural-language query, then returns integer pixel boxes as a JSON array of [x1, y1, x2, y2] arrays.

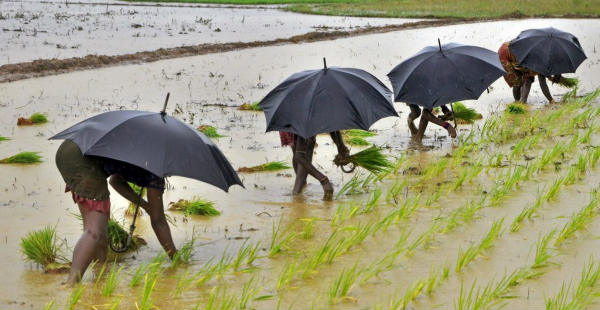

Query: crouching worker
[[284, 131, 348, 200], [55, 140, 176, 285], [407, 103, 456, 143]]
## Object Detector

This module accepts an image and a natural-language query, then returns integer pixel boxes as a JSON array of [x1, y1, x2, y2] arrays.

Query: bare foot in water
[[446, 124, 457, 138], [322, 180, 333, 201]]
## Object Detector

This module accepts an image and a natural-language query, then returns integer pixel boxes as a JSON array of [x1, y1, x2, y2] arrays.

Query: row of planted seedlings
[[51, 88, 600, 309], [175, 88, 600, 309]]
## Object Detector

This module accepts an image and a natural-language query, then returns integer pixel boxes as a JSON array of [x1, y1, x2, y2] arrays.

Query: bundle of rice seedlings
[[0, 151, 42, 164], [30, 113, 48, 124], [451, 102, 483, 124], [197, 125, 224, 138], [125, 183, 146, 216], [107, 218, 145, 252], [336, 146, 392, 174], [21, 226, 69, 272], [506, 102, 528, 114], [238, 160, 291, 173], [345, 129, 377, 137], [553, 76, 579, 88], [169, 198, 220, 216], [347, 137, 370, 146], [0, 136, 9, 142], [239, 101, 262, 111]]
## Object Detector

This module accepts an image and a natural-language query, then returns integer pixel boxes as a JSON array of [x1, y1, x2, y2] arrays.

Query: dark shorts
[[56, 140, 110, 201]]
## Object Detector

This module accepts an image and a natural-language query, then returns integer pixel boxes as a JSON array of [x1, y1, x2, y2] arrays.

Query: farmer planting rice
[[55, 140, 176, 285], [406, 103, 456, 143]]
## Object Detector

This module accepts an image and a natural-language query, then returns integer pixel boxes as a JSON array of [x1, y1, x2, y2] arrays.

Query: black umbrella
[[49, 97, 243, 192], [259, 58, 398, 139], [509, 27, 586, 77], [388, 40, 506, 110]]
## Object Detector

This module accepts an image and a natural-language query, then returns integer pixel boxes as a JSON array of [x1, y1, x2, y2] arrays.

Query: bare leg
[[538, 75, 555, 103], [413, 112, 429, 143], [142, 188, 176, 259], [66, 205, 108, 285], [293, 136, 333, 200], [407, 104, 421, 136], [520, 78, 533, 103], [512, 86, 521, 101], [421, 109, 457, 138]]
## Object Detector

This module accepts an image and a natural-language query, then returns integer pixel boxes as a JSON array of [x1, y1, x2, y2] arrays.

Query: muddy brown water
[[0, 18, 599, 309]]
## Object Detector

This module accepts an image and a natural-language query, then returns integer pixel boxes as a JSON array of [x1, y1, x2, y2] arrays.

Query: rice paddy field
[[1, 6, 600, 310]]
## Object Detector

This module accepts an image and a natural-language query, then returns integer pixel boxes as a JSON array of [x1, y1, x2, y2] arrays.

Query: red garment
[[498, 42, 537, 87], [65, 185, 111, 216], [279, 131, 296, 147]]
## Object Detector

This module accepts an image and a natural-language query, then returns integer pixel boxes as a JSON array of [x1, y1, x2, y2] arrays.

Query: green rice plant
[[425, 183, 446, 206], [277, 262, 299, 291], [30, 112, 48, 124], [555, 191, 600, 246], [342, 146, 393, 174], [452, 102, 482, 124], [239, 101, 262, 111], [65, 285, 85, 310], [425, 268, 440, 296], [196, 260, 219, 286], [102, 262, 124, 297], [580, 126, 594, 144], [531, 230, 557, 269], [363, 188, 382, 213], [205, 287, 237, 310], [237, 160, 291, 172], [0, 151, 42, 164], [576, 154, 588, 174], [555, 77, 579, 88], [0, 136, 9, 141], [456, 244, 479, 273], [506, 102, 527, 114], [564, 165, 579, 185], [173, 270, 196, 298], [169, 198, 220, 216], [239, 275, 261, 309], [139, 274, 157, 310], [544, 259, 600, 310], [331, 202, 361, 227], [422, 158, 448, 180], [197, 125, 224, 138], [544, 177, 564, 202], [301, 219, 315, 240], [171, 236, 195, 268], [109, 298, 121, 310], [43, 301, 55, 310], [20, 226, 66, 267], [589, 147, 600, 168], [245, 241, 261, 266], [337, 173, 368, 198], [345, 129, 377, 137], [479, 219, 503, 252], [385, 179, 408, 205], [455, 281, 493, 310], [360, 249, 401, 285], [406, 221, 442, 256], [510, 194, 543, 232], [399, 279, 426, 309], [232, 240, 254, 271], [442, 200, 482, 233], [130, 262, 150, 287], [107, 217, 143, 251], [453, 167, 469, 191], [268, 220, 297, 257], [545, 282, 576, 310], [328, 263, 362, 304], [347, 136, 370, 146], [456, 219, 503, 272]]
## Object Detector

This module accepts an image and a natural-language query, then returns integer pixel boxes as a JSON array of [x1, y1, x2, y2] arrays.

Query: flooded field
[[0, 0, 420, 64], [1, 16, 600, 309]]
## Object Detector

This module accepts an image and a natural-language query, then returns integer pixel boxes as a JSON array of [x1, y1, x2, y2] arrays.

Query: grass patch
[[124, 0, 600, 19], [169, 198, 221, 216], [452, 102, 482, 124], [197, 125, 224, 138], [0, 151, 42, 164], [506, 102, 528, 115], [343, 146, 393, 174], [21, 226, 66, 267], [238, 160, 291, 173], [239, 101, 262, 111]]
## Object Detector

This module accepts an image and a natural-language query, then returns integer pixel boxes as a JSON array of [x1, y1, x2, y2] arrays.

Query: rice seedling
[[232, 240, 254, 271], [196, 260, 219, 286], [0, 136, 9, 141], [171, 236, 195, 268], [456, 219, 503, 272], [345, 129, 377, 137], [168, 198, 220, 216], [545, 260, 600, 310], [555, 190, 599, 246], [20, 226, 66, 268], [30, 112, 48, 124], [531, 230, 557, 269], [406, 221, 442, 255], [173, 270, 196, 298], [109, 298, 121, 310], [268, 220, 297, 257], [102, 262, 124, 297], [43, 301, 55, 310], [563, 165, 579, 185], [337, 173, 368, 198], [0, 151, 42, 164], [107, 217, 144, 251], [301, 219, 315, 239], [455, 280, 497, 310], [399, 279, 426, 309], [554, 77, 579, 88], [65, 285, 85, 310], [197, 125, 224, 138], [545, 282, 576, 310], [510, 194, 544, 232], [138, 273, 157, 310], [237, 160, 291, 172], [129, 262, 150, 287], [239, 275, 261, 309], [328, 263, 362, 304], [580, 126, 594, 144], [347, 136, 370, 146], [425, 267, 440, 296], [385, 179, 408, 205], [456, 244, 479, 273], [331, 202, 361, 227], [277, 262, 299, 291], [239, 101, 262, 111], [452, 102, 482, 124], [589, 147, 600, 168], [339, 146, 393, 175], [506, 102, 527, 114], [205, 287, 237, 310]]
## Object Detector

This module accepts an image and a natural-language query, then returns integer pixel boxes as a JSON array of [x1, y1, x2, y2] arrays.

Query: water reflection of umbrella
[[509, 27, 586, 77], [259, 58, 398, 139], [387, 40, 506, 110], [49, 107, 243, 192]]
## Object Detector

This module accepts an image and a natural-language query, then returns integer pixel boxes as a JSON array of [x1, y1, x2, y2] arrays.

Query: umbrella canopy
[[509, 27, 586, 77], [49, 110, 243, 192], [259, 61, 398, 139], [387, 41, 506, 109]]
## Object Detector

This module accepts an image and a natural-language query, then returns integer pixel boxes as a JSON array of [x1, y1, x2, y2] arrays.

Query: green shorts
[[55, 140, 110, 201]]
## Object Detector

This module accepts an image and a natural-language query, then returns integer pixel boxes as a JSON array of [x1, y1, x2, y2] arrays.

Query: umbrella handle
[[109, 187, 144, 253], [161, 93, 170, 115]]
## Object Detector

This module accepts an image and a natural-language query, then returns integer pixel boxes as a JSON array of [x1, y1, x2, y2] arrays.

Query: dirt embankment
[[0, 15, 586, 83]]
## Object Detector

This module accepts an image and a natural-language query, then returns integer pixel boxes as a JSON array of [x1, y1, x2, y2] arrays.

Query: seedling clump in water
[[169, 198, 220, 216], [17, 112, 48, 125], [107, 218, 145, 251], [451, 102, 483, 124], [197, 125, 224, 138], [239, 101, 262, 111], [20, 226, 69, 273], [506, 102, 527, 114], [0, 151, 42, 164], [340, 146, 393, 174], [238, 160, 291, 172]]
